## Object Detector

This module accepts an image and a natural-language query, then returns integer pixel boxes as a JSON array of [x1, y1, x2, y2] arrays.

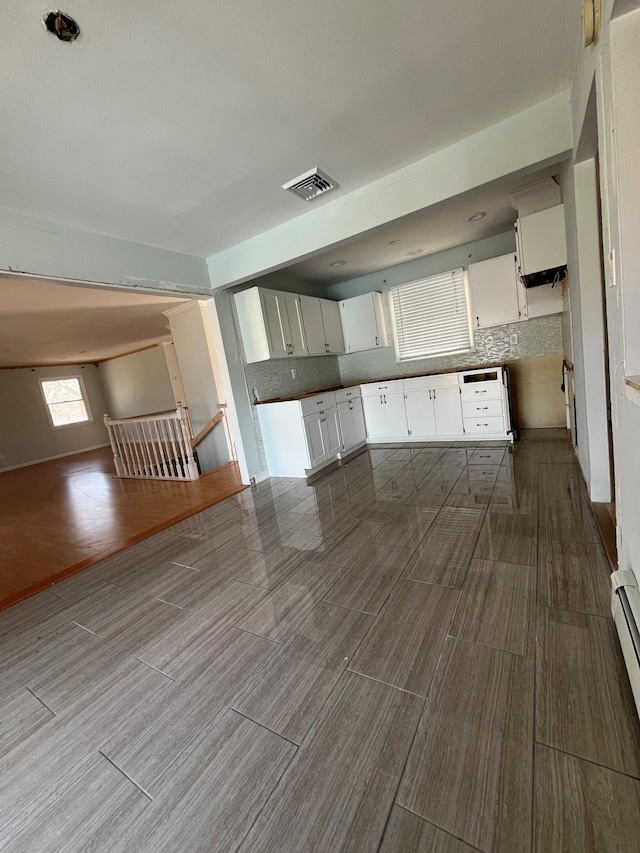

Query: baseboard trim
[[0, 443, 111, 474]]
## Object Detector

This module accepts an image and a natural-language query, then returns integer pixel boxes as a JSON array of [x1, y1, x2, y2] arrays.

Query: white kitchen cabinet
[[299, 296, 326, 356], [404, 390, 437, 438], [432, 385, 464, 435], [258, 391, 341, 477], [524, 282, 564, 318], [303, 411, 327, 468], [235, 287, 307, 363], [321, 299, 345, 354], [300, 295, 345, 355], [337, 395, 366, 455], [281, 292, 307, 356], [362, 391, 407, 439], [339, 292, 388, 353], [260, 290, 289, 359], [468, 254, 526, 328]]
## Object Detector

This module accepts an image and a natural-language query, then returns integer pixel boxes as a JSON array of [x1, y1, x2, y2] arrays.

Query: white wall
[[165, 302, 231, 474], [564, 0, 640, 582], [0, 364, 109, 470], [99, 345, 176, 420], [0, 210, 211, 295]]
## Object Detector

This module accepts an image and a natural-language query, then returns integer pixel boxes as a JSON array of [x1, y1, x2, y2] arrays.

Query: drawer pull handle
[[477, 423, 489, 427], [478, 407, 488, 411], [476, 390, 487, 394]]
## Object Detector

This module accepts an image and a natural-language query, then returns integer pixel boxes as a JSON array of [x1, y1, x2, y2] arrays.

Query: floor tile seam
[[534, 598, 611, 619], [345, 668, 428, 700], [24, 685, 57, 716], [232, 625, 285, 647], [444, 629, 533, 660], [379, 632, 455, 852], [232, 671, 349, 852], [98, 750, 154, 800], [532, 739, 640, 782], [388, 804, 485, 853], [134, 657, 175, 682], [228, 707, 301, 747]]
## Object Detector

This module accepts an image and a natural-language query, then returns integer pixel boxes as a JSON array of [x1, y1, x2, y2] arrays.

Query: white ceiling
[[0, 277, 188, 365], [280, 164, 562, 284], [0, 1, 581, 258]]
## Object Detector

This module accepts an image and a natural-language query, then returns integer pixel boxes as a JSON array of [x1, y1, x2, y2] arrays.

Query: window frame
[[38, 374, 94, 430], [388, 268, 475, 363]]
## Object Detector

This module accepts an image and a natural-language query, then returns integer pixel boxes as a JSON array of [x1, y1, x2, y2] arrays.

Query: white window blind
[[390, 268, 473, 361]]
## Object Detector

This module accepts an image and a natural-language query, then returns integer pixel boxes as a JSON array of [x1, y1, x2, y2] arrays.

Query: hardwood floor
[[0, 446, 245, 610], [0, 435, 639, 851]]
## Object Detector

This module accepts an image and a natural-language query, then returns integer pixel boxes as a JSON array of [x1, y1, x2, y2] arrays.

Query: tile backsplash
[[338, 314, 564, 385], [244, 356, 341, 403]]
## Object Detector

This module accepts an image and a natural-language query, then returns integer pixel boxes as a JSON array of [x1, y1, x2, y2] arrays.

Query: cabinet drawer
[[460, 381, 502, 402], [360, 380, 405, 397], [300, 392, 337, 416], [335, 386, 361, 404], [462, 398, 503, 419], [404, 373, 459, 392], [463, 416, 506, 434]]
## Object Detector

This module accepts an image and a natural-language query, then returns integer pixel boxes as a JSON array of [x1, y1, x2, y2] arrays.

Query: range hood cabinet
[[515, 204, 568, 289]]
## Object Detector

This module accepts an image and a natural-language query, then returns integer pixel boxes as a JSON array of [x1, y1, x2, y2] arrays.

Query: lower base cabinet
[[337, 398, 366, 454], [256, 366, 512, 478]]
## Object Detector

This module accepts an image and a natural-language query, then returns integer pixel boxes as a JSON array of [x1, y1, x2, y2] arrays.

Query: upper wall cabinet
[[339, 292, 388, 353], [235, 287, 307, 363], [468, 253, 526, 329], [300, 295, 345, 355]]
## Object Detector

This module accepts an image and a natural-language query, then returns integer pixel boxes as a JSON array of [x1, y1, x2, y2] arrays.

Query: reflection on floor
[[1, 435, 639, 851], [0, 446, 245, 610]]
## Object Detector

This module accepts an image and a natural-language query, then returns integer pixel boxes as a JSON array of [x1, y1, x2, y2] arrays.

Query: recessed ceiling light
[[466, 211, 486, 222], [407, 249, 423, 256], [330, 261, 346, 267], [389, 240, 401, 245]]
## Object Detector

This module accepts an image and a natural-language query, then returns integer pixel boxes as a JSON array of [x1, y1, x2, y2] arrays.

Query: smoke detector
[[283, 168, 338, 201]]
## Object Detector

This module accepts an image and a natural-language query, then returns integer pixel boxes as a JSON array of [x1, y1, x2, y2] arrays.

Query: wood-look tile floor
[[1, 435, 639, 851]]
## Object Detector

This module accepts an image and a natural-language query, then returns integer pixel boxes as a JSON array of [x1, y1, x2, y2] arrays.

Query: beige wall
[[0, 364, 109, 471], [508, 355, 566, 430]]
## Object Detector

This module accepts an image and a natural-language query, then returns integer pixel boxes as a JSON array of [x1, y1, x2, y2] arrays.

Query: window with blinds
[[390, 268, 474, 361]]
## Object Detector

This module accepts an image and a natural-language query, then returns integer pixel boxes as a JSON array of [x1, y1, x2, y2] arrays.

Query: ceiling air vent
[[283, 168, 338, 201]]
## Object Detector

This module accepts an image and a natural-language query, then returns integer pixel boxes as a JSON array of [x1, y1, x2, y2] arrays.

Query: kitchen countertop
[[254, 362, 506, 405]]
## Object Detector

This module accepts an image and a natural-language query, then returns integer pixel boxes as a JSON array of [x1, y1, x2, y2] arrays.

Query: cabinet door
[[320, 300, 345, 354], [340, 293, 378, 352], [404, 390, 437, 438], [300, 296, 326, 356], [384, 392, 408, 438], [260, 292, 289, 358], [361, 394, 387, 439], [282, 294, 307, 356], [350, 397, 366, 446], [432, 386, 463, 436], [468, 254, 521, 328], [337, 401, 355, 451], [303, 412, 327, 467], [323, 407, 342, 457]]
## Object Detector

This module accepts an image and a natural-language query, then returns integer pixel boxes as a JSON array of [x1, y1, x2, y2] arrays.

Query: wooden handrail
[[191, 410, 225, 448]]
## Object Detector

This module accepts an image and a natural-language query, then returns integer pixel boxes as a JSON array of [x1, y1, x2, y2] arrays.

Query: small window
[[390, 268, 474, 361], [39, 376, 93, 428]]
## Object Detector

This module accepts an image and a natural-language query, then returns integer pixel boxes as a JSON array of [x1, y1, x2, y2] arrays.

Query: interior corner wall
[[166, 303, 231, 474], [568, 0, 640, 584], [99, 346, 176, 420], [0, 364, 109, 471]]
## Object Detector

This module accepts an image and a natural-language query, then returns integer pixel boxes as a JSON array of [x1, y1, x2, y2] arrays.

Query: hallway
[[0, 434, 638, 851], [0, 447, 245, 609]]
